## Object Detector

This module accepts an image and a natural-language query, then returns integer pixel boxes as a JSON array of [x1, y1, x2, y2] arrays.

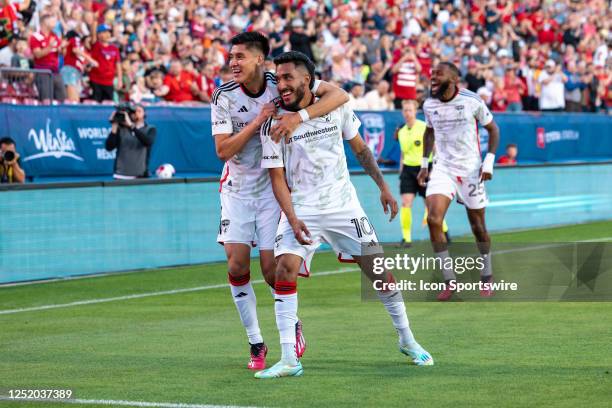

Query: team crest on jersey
[[361, 113, 385, 160], [220, 219, 230, 233]]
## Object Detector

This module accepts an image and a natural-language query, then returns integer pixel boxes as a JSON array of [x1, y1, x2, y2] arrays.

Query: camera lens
[[3, 151, 15, 162]]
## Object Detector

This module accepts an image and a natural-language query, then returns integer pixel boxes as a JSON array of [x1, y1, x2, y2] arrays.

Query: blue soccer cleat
[[399, 344, 434, 366], [254, 360, 304, 379]]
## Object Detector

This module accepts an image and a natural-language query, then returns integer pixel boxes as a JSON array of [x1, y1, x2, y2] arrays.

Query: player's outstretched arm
[[271, 81, 349, 141], [348, 133, 398, 221], [213, 102, 276, 161], [417, 127, 435, 187], [481, 120, 500, 181], [268, 168, 312, 245]]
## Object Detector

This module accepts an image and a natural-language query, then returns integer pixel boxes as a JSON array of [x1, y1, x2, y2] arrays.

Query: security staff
[[396, 100, 448, 247]]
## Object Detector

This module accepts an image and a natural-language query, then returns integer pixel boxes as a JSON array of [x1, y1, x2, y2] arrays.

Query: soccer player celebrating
[[417, 62, 500, 301], [256, 51, 433, 379], [211, 32, 348, 371], [396, 99, 449, 248]]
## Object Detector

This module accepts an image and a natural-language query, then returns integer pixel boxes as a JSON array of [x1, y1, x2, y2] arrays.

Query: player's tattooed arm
[[349, 133, 398, 221]]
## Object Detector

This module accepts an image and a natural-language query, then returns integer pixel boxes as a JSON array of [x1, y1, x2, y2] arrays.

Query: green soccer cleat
[[254, 360, 304, 379], [399, 344, 434, 366]]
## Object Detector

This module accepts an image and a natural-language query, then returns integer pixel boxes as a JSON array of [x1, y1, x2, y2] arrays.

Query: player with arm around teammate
[[254, 51, 433, 379], [211, 32, 349, 370]]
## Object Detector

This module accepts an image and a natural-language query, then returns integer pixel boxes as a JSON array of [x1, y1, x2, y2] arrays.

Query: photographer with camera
[[105, 103, 156, 180], [0, 137, 25, 184]]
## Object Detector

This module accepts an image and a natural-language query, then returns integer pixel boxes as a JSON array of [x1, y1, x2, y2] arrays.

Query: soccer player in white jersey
[[417, 62, 500, 301], [254, 51, 433, 379], [211, 32, 348, 371]]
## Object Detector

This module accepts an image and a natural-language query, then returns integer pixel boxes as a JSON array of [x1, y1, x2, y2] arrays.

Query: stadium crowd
[[0, 0, 610, 113]]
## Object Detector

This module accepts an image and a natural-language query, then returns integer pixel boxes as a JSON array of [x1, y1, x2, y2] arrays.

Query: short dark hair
[[507, 143, 517, 149], [273, 51, 316, 89], [439, 61, 461, 78], [0, 137, 16, 146], [230, 31, 270, 58]]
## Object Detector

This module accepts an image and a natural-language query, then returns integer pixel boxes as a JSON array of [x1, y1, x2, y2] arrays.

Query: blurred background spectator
[[498, 143, 518, 166], [0, 0, 607, 112]]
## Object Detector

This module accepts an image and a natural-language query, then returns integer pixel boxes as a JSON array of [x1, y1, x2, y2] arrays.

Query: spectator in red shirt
[[491, 77, 508, 112], [194, 64, 216, 103], [161, 60, 196, 103], [61, 30, 98, 102], [391, 47, 421, 109], [497, 143, 518, 166], [29, 14, 65, 102], [88, 24, 121, 102], [504, 69, 526, 112], [0, 0, 31, 49]]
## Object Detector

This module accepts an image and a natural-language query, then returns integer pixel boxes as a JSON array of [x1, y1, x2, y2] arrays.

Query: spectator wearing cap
[[88, 24, 121, 102], [289, 18, 316, 62], [29, 14, 65, 102], [347, 82, 368, 111], [61, 31, 98, 102], [538, 59, 567, 112]]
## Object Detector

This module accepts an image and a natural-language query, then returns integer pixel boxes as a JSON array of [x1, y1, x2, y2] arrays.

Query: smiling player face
[[275, 62, 310, 110], [430, 64, 457, 99], [228, 44, 263, 85]]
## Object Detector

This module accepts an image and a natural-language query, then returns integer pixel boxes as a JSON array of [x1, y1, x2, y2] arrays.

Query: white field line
[[0, 396, 263, 408], [0, 268, 360, 316], [1, 236, 611, 316]]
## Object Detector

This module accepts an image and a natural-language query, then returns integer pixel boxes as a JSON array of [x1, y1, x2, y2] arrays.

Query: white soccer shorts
[[426, 167, 489, 209], [217, 194, 280, 250], [274, 205, 380, 272]]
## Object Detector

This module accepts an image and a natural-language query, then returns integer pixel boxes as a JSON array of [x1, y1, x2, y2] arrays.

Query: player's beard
[[431, 80, 450, 99], [280, 81, 307, 111]]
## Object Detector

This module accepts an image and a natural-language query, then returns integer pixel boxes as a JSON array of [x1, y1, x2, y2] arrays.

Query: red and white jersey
[[211, 71, 321, 199], [423, 88, 493, 177]]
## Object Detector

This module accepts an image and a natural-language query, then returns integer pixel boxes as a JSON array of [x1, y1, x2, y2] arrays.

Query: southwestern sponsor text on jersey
[[287, 125, 339, 143]]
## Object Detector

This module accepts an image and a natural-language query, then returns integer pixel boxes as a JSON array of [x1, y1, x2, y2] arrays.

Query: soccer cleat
[[399, 344, 434, 366], [247, 342, 267, 371], [295, 320, 306, 358], [437, 280, 455, 301], [254, 360, 304, 379], [396, 239, 412, 249], [480, 275, 494, 298], [445, 231, 452, 244]]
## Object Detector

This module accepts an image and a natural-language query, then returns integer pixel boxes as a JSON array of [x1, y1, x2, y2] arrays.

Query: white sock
[[435, 250, 456, 281], [275, 281, 298, 366], [481, 252, 492, 278], [377, 290, 417, 347], [229, 274, 263, 345]]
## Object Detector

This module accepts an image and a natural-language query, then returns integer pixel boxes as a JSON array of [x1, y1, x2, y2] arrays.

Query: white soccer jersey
[[423, 88, 493, 177], [211, 74, 322, 199], [211, 72, 278, 199], [261, 100, 362, 215]]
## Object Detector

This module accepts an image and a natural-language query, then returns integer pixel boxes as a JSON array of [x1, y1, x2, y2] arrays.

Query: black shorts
[[400, 165, 428, 197]]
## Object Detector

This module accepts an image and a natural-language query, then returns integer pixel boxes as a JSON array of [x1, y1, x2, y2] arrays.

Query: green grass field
[[1, 221, 611, 408]]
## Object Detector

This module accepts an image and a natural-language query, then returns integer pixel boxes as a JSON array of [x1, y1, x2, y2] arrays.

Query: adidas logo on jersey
[[238, 106, 248, 112], [234, 292, 248, 298]]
